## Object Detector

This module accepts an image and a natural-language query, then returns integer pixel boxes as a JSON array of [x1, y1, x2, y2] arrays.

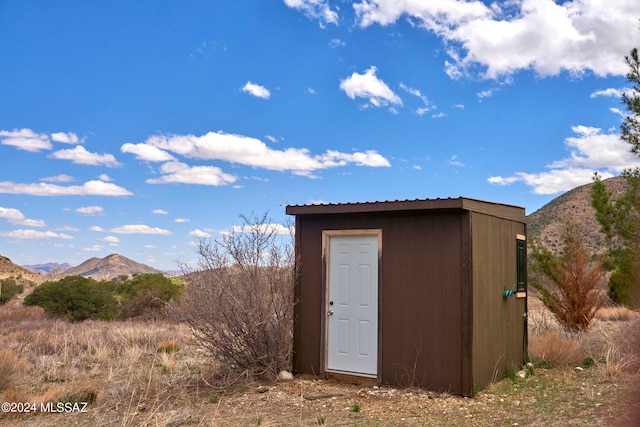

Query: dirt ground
[[1, 300, 639, 427], [3, 366, 638, 427], [174, 369, 638, 427]]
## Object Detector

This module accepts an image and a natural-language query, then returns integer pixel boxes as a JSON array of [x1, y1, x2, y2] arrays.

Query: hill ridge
[[526, 176, 627, 254], [61, 253, 163, 279]]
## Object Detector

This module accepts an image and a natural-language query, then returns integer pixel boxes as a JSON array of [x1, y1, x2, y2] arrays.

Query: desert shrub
[[24, 276, 117, 321], [157, 339, 180, 353], [598, 317, 640, 376], [595, 305, 639, 321], [116, 273, 183, 319], [175, 213, 295, 380], [0, 277, 24, 304], [0, 349, 28, 389], [530, 222, 608, 331], [528, 332, 583, 366]]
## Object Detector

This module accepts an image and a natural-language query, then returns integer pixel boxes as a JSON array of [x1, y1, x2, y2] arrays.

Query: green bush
[[0, 277, 24, 304], [24, 276, 117, 321], [116, 273, 183, 319]]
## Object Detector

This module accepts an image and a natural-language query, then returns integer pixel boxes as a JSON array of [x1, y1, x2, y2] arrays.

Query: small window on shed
[[516, 236, 526, 293]]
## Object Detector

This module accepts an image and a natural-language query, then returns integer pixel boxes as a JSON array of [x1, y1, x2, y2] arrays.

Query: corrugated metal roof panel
[[285, 196, 525, 222]]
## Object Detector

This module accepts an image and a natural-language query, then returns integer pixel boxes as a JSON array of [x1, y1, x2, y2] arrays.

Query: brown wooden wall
[[292, 209, 474, 395], [470, 212, 527, 390]]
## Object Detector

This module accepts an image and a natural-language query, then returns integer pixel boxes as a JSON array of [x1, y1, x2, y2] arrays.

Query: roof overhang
[[286, 197, 525, 223]]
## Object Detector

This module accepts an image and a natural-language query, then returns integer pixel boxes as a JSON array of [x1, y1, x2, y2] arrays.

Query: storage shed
[[286, 197, 527, 396]]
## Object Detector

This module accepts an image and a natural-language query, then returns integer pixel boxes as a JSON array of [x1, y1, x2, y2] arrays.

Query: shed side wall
[[470, 212, 527, 390]]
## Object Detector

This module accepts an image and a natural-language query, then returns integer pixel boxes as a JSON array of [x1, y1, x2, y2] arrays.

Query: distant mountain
[[22, 262, 72, 275], [0, 255, 45, 284], [61, 254, 163, 280], [526, 176, 627, 255]]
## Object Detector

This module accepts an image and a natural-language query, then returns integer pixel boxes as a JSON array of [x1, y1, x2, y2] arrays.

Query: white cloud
[[126, 131, 390, 179], [477, 89, 496, 100], [349, 0, 640, 79], [121, 142, 176, 162], [98, 174, 112, 181], [283, 0, 338, 27], [590, 88, 625, 98], [89, 226, 104, 232], [0, 207, 45, 227], [83, 245, 105, 252], [0, 229, 73, 239], [174, 218, 190, 223], [548, 126, 640, 172], [109, 224, 172, 235], [41, 174, 74, 183], [400, 83, 432, 115], [146, 161, 238, 186], [56, 225, 80, 232], [75, 205, 105, 216], [610, 107, 625, 118], [487, 176, 521, 186], [189, 229, 211, 238], [242, 81, 271, 99], [99, 235, 120, 244], [329, 38, 345, 48], [448, 155, 465, 167], [0, 180, 132, 196], [488, 126, 640, 194], [498, 168, 611, 195], [152, 209, 169, 215], [49, 145, 121, 167], [51, 132, 82, 144], [19, 219, 47, 227], [306, 87, 317, 95], [0, 128, 51, 152], [229, 223, 292, 236], [340, 66, 402, 108]]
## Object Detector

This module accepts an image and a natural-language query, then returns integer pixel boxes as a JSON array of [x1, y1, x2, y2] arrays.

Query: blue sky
[[1, 0, 640, 271]]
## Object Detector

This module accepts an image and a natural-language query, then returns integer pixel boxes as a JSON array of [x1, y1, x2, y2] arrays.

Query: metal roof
[[285, 196, 525, 222]]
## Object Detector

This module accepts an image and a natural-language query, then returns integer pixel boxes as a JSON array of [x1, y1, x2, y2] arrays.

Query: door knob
[[328, 310, 334, 316]]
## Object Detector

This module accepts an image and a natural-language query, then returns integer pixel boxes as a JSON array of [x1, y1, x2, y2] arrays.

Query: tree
[[621, 48, 640, 154], [591, 47, 640, 307], [116, 273, 183, 319], [24, 276, 117, 321], [592, 172, 640, 306], [530, 223, 608, 332], [0, 277, 23, 304], [174, 213, 295, 380]]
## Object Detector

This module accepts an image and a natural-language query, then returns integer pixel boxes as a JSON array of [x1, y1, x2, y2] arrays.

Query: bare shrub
[[528, 298, 561, 335], [528, 332, 583, 366], [595, 306, 639, 321], [0, 349, 28, 388], [598, 347, 633, 378], [530, 222, 608, 332], [175, 213, 295, 381], [599, 317, 640, 377]]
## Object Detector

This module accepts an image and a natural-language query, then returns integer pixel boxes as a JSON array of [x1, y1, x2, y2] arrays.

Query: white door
[[327, 234, 378, 376]]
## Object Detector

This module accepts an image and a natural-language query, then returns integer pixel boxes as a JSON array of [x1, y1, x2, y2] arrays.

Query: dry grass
[[0, 297, 637, 426], [529, 297, 640, 372], [0, 349, 28, 389], [0, 304, 198, 426], [595, 305, 640, 321], [529, 331, 584, 366]]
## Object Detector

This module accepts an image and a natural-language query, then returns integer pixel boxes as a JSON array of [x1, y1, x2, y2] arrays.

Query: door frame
[[321, 229, 382, 379]]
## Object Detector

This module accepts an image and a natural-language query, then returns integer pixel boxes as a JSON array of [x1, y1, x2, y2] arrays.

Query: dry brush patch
[[0, 310, 200, 426], [0, 297, 638, 426]]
